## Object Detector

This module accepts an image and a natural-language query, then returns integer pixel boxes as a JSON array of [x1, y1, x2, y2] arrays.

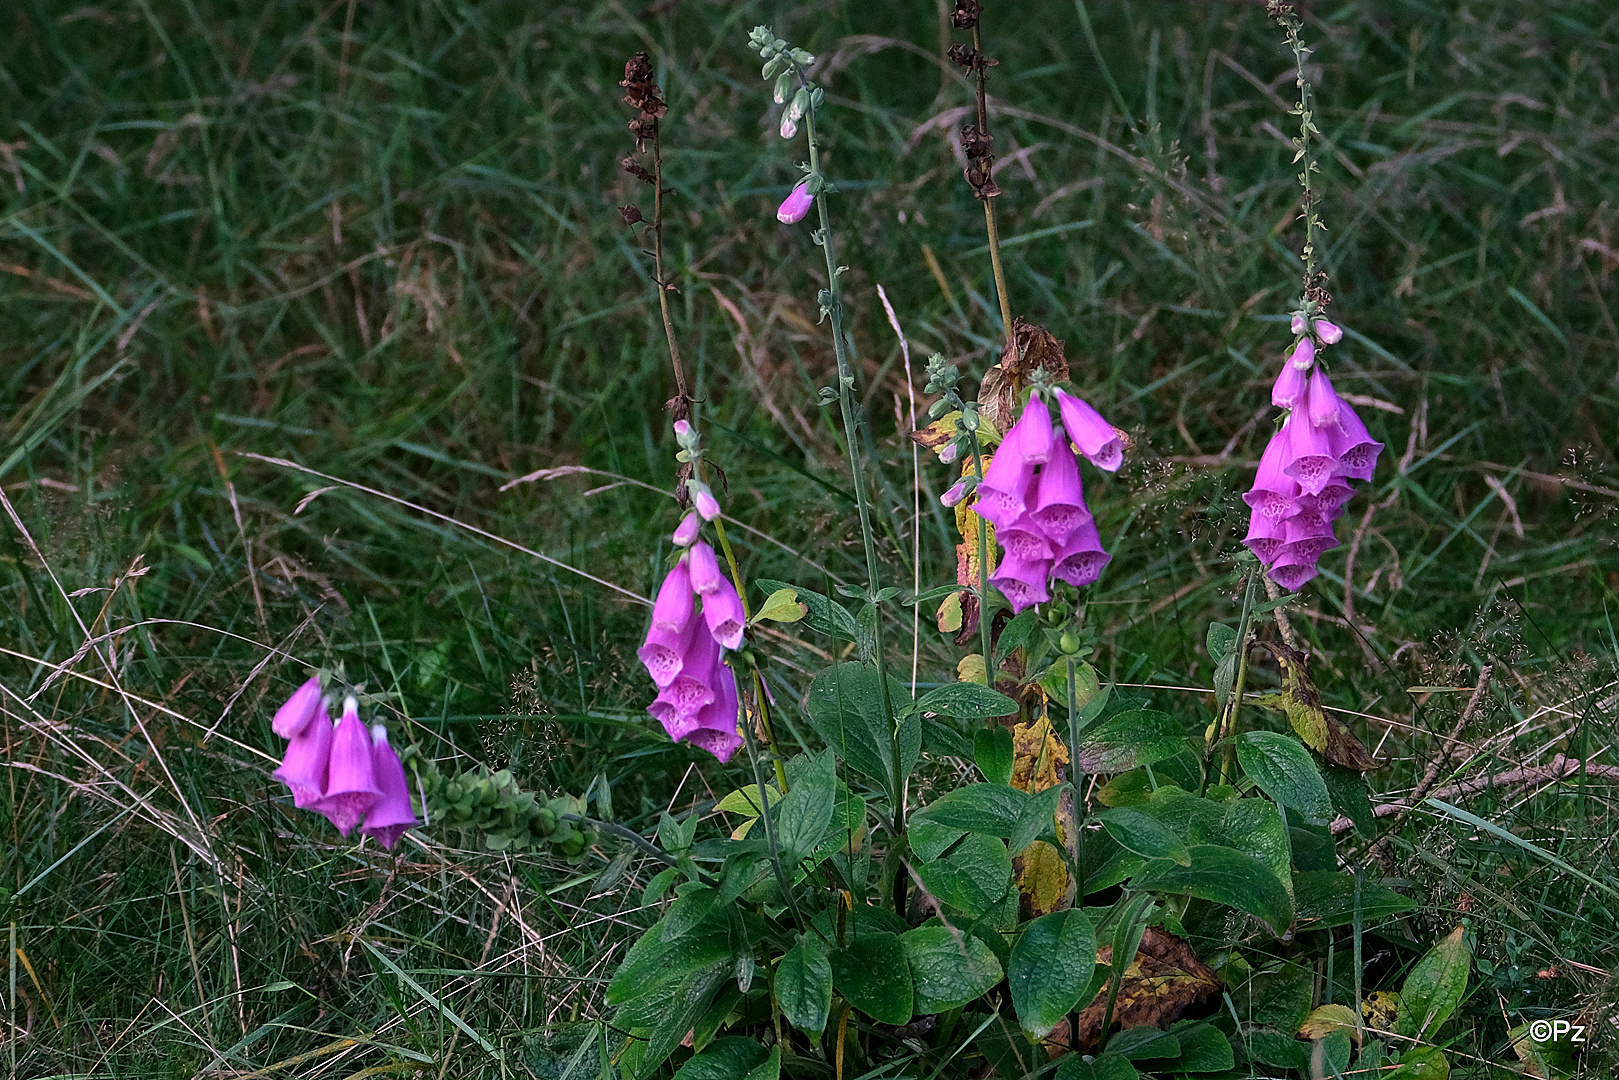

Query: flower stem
[[1217, 569, 1260, 788], [965, 427, 995, 700], [971, 24, 1015, 349], [803, 105, 904, 835]]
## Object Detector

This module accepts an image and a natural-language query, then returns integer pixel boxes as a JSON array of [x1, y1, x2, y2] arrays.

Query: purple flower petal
[[1242, 433, 1300, 522], [1051, 516, 1111, 587], [271, 677, 323, 739], [314, 698, 381, 836], [650, 558, 695, 634], [1004, 395, 1055, 465], [702, 576, 747, 651], [1306, 366, 1342, 429], [998, 520, 1054, 563], [1054, 390, 1123, 472], [1314, 319, 1344, 345], [273, 709, 333, 809], [1328, 398, 1383, 482], [1289, 336, 1316, 370], [975, 448, 1036, 527], [688, 540, 726, 596], [1242, 511, 1287, 565], [638, 615, 696, 689], [1030, 442, 1091, 543], [1267, 555, 1320, 592], [1271, 363, 1308, 410], [990, 553, 1052, 613], [1279, 411, 1340, 496], [672, 512, 700, 547], [362, 727, 419, 851], [777, 182, 813, 224]]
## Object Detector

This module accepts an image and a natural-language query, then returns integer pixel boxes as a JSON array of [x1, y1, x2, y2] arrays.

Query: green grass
[[1, 0, 1616, 1075]]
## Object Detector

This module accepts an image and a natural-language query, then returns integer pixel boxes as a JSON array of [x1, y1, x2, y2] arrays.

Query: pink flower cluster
[[971, 390, 1122, 613], [270, 680, 419, 849], [1242, 318, 1383, 590], [636, 516, 746, 763]]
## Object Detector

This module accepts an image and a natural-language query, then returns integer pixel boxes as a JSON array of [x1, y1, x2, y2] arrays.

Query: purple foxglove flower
[[1054, 390, 1123, 472], [687, 540, 725, 596], [1242, 511, 1287, 565], [1328, 399, 1383, 482], [780, 113, 797, 139], [1242, 433, 1301, 523], [1279, 411, 1340, 496], [1271, 362, 1308, 410], [941, 477, 969, 507], [1267, 554, 1320, 592], [1029, 440, 1091, 542], [1282, 514, 1341, 562], [702, 575, 747, 651], [683, 664, 743, 764], [649, 624, 720, 729], [273, 708, 333, 809], [939, 441, 960, 464], [990, 553, 1052, 614], [639, 613, 696, 689], [692, 484, 721, 521], [975, 447, 1037, 527], [314, 698, 381, 836], [1291, 314, 1307, 335], [1289, 336, 1316, 370], [673, 419, 691, 439], [777, 181, 813, 224], [362, 726, 419, 851], [1004, 394, 1055, 465], [1306, 366, 1342, 429], [650, 557, 695, 633], [271, 676, 323, 739], [672, 512, 700, 547], [1051, 517, 1111, 587], [998, 520, 1054, 564], [1314, 319, 1344, 344], [1294, 480, 1352, 518]]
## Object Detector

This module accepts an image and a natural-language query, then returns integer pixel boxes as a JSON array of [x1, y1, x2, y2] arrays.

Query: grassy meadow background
[[1, 0, 1617, 1075]]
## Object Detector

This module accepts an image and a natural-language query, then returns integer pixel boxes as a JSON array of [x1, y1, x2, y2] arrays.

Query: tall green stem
[[803, 107, 904, 833], [965, 428, 994, 697]]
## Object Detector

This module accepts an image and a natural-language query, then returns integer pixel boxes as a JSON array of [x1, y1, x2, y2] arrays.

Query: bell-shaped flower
[[1306, 367, 1342, 429], [271, 677, 323, 739], [273, 707, 333, 809], [1054, 389, 1123, 472], [1029, 440, 1090, 542], [1267, 553, 1320, 592], [682, 662, 743, 764], [1003, 394, 1055, 465], [1328, 399, 1383, 482], [1271, 362, 1308, 410], [362, 726, 419, 851], [688, 540, 725, 596], [1242, 510, 1287, 565], [998, 519, 1055, 564], [692, 485, 721, 521], [639, 613, 696, 689], [974, 447, 1036, 527], [990, 553, 1052, 614], [1314, 319, 1344, 345], [1295, 480, 1352, 518], [1051, 517, 1111, 588], [702, 575, 747, 650], [1242, 433, 1299, 523], [314, 697, 382, 836], [649, 624, 720, 730], [1282, 514, 1341, 563], [1279, 410, 1340, 496], [649, 557, 695, 633], [1288, 336, 1316, 370], [777, 181, 813, 224], [672, 512, 700, 547]]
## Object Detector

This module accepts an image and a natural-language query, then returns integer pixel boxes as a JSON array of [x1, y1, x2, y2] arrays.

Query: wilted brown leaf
[[977, 319, 1069, 434], [1055, 927, 1221, 1054], [1011, 715, 1068, 794], [1253, 642, 1377, 771], [1014, 840, 1070, 918]]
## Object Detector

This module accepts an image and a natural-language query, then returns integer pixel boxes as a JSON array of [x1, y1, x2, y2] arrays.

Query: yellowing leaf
[[754, 587, 808, 625], [936, 591, 964, 634], [957, 653, 988, 686], [1011, 714, 1068, 794], [1253, 642, 1376, 771], [1362, 990, 1399, 1031], [1013, 840, 1070, 918], [1300, 1003, 1360, 1043]]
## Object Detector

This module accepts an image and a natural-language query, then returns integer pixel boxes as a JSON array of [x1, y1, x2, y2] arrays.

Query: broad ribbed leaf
[[1008, 910, 1096, 1038], [901, 926, 1003, 1014], [1132, 844, 1293, 937]]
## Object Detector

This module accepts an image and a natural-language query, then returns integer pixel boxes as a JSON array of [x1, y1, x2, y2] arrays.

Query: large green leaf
[[830, 932, 913, 1026], [672, 1038, 772, 1080], [775, 937, 832, 1036], [1095, 807, 1191, 866], [1055, 1053, 1138, 1080], [1131, 844, 1293, 938], [1105, 1025, 1180, 1061], [805, 663, 917, 791], [907, 681, 1020, 720], [1293, 871, 1417, 929], [913, 832, 1014, 919], [1008, 909, 1097, 1038], [901, 925, 1004, 1014], [1075, 709, 1188, 773], [773, 752, 837, 866], [1170, 1020, 1236, 1073], [1396, 925, 1470, 1040], [913, 783, 1028, 837], [1234, 731, 1333, 821], [1010, 786, 1064, 854], [608, 915, 732, 1018], [975, 725, 1015, 785]]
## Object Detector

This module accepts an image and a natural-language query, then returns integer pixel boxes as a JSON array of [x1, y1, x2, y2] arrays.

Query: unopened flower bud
[[691, 482, 721, 521], [941, 478, 968, 507], [773, 71, 792, 104], [777, 181, 812, 224], [1291, 314, 1307, 336], [788, 88, 810, 122], [939, 441, 960, 464], [1314, 319, 1344, 344], [672, 512, 700, 547], [1289, 336, 1316, 370], [779, 113, 797, 139]]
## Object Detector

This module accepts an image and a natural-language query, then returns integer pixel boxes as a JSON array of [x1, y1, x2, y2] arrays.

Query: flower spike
[[314, 697, 381, 836]]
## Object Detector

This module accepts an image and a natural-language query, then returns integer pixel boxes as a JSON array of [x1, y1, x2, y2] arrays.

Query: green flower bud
[[773, 71, 792, 104]]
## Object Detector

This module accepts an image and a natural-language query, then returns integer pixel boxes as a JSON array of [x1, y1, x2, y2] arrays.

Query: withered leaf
[[1061, 927, 1221, 1054], [1252, 642, 1377, 771], [1011, 715, 1068, 794], [1014, 840, 1070, 918]]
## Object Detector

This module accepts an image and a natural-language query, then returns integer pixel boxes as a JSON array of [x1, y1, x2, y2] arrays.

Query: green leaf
[[774, 752, 837, 865], [1095, 807, 1192, 866], [1293, 871, 1417, 928], [661, 885, 719, 941], [804, 663, 917, 791], [922, 717, 973, 758], [1205, 622, 1237, 665], [776, 938, 832, 1036], [1008, 910, 1097, 1038], [1396, 925, 1470, 1040], [609, 916, 732, 1016], [672, 1037, 770, 1080], [1248, 1029, 1310, 1069], [1322, 764, 1376, 838], [909, 682, 1020, 720], [1105, 1025, 1180, 1061], [757, 580, 858, 641], [830, 932, 913, 1026], [753, 587, 807, 625], [901, 925, 1004, 1014], [995, 609, 1040, 666], [1075, 709, 1188, 773], [1386, 1045, 1450, 1080], [1010, 785, 1064, 854], [1055, 1053, 1138, 1080], [913, 783, 1028, 838], [1234, 731, 1333, 821], [714, 784, 783, 818], [1169, 1020, 1235, 1073], [642, 866, 678, 907], [913, 832, 1014, 920], [1131, 844, 1293, 938], [975, 725, 1015, 785]]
